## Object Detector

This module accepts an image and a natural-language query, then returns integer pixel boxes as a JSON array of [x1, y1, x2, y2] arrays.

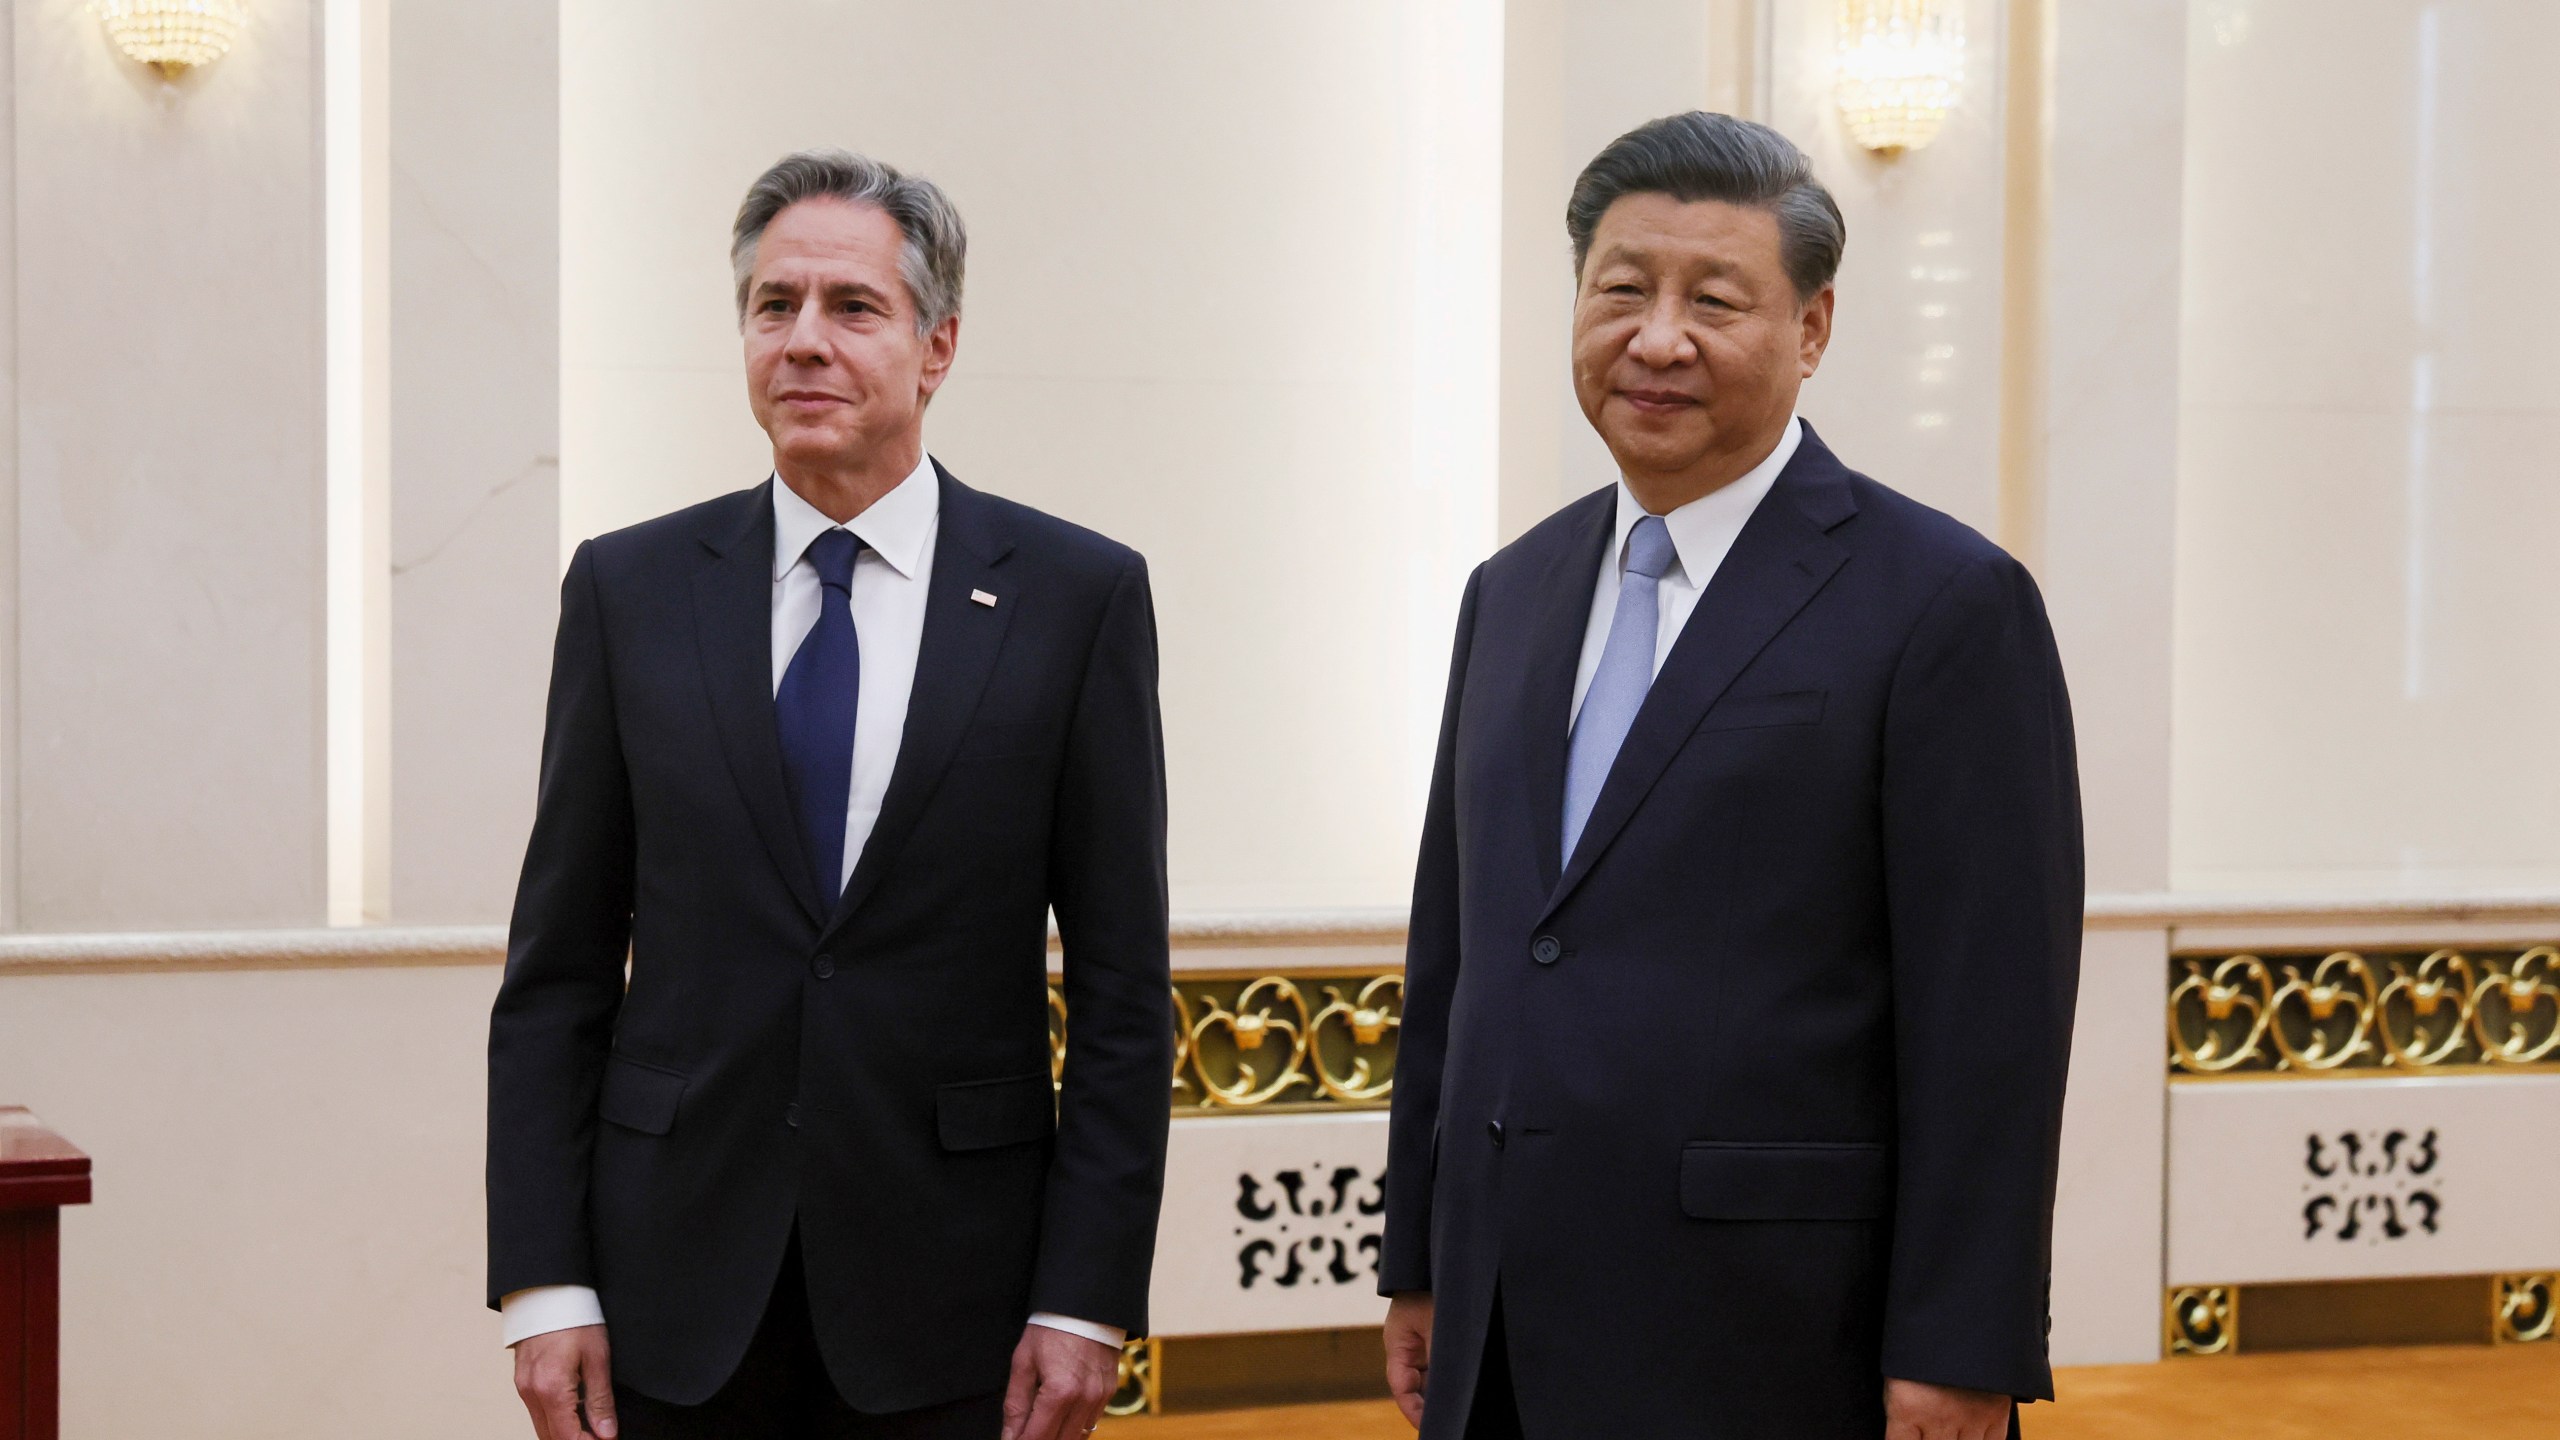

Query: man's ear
[[918, 312, 962, 401], [1798, 285, 1836, 378]]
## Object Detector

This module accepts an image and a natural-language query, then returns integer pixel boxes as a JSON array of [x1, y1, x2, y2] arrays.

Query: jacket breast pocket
[[1679, 1140, 1889, 1220], [1696, 689, 1826, 733], [598, 1054, 688, 1136], [936, 1072, 1057, 1152]]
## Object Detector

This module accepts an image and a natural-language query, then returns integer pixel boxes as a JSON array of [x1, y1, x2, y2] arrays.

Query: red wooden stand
[[0, 1110, 88, 1440]]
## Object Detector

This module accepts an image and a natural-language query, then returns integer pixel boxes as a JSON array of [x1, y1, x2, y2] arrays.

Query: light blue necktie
[[1563, 515, 1677, 862]]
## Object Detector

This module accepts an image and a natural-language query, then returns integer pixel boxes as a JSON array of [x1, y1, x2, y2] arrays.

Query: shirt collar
[[1610, 412, 1802, 581], [770, 449, 940, 582]]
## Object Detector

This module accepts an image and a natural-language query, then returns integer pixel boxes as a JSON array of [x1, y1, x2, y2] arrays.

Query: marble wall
[[2173, 0, 2560, 893], [560, 0, 1503, 913], [12, 0, 331, 930], [385, 0, 558, 922]]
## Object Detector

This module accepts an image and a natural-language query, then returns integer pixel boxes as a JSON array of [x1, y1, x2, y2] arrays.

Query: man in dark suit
[[1380, 113, 2082, 1440], [489, 149, 1171, 1440]]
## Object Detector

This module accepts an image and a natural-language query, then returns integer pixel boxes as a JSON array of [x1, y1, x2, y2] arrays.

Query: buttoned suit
[[1381, 426, 2081, 1437], [487, 465, 1172, 1414]]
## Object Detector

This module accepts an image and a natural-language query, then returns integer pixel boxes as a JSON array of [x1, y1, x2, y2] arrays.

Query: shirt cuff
[[1027, 1312, 1127, 1348], [500, 1285, 607, 1347]]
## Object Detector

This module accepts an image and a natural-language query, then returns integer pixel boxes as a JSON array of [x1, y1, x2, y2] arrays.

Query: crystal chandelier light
[[96, 0, 246, 78], [1835, 0, 1966, 156]]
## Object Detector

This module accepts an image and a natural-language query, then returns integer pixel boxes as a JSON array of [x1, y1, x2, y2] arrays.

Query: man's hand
[[1383, 1292, 1434, 1431], [999, 1324, 1120, 1440], [1884, 1377, 2010, 1440], [513, 1324, 616, 1440]]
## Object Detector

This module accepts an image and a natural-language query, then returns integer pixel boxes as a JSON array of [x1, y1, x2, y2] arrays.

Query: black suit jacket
[[1382, 427, 2082, 1438], [487, 466, 1172, 1411]]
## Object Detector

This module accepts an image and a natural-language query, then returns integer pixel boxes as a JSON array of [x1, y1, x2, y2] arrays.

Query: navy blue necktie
[[777, 528, 864, 904]]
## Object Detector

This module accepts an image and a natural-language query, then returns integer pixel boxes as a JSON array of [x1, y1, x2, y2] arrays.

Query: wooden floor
[[1103, 1343, 2560, 1438]]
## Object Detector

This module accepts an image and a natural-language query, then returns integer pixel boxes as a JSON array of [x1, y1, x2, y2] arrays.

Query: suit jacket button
[[785, 1103, 802, 1129], [1531, 935, 1562, 965], [1487, 1121, 1506, 1148], [812, 955, 836, 980]]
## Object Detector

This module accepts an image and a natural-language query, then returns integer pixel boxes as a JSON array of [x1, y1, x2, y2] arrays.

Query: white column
[[2032, 0, 2186, 1366]]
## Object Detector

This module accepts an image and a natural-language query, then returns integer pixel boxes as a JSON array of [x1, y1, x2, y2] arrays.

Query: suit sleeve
[[1877, 553, 2083, 1400], [1379, 566, 1482, 1296], [1033, 553, 1175, 1334], [485, 540, 637, 1309]]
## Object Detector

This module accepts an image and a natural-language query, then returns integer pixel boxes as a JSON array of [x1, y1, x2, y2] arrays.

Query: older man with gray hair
[[1381, 112, 2081, 1439], [487, 148, 1172, 1440]]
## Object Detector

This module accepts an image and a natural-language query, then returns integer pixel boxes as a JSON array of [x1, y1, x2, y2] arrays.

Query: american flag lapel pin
[[970, 588, 998, 607]]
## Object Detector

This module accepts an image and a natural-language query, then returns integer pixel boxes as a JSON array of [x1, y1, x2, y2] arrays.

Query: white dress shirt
[[1570, 415, 1803, 724], [502, 452, 1123, 1352]]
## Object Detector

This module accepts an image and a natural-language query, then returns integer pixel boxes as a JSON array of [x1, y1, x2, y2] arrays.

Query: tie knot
[[805, 528, 863, 592], [1624, 514, 1676, 582]]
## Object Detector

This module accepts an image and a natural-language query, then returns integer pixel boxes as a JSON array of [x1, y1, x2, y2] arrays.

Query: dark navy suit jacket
[[1382, 426, 2082, 1438], [487, 467, 1172, 1411]]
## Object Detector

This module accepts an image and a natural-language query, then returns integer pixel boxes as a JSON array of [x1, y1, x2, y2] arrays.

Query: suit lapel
[[1522, 492, 1616, 892], [824, 464, 1017, 937], [1540, 431, 1860, 923], [691, 483, 831, 928]]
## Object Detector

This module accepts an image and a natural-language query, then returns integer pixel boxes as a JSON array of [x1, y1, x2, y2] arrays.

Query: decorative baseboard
[[1106, 1337, 1162, 1416], [2168, 1275, 2559, 1356]]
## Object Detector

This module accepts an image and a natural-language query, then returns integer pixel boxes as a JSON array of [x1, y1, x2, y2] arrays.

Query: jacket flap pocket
[[937, 1072, 1057, 1152], [598, 1055, 687, 1136], [1680, 1141, 1888, 1220], [1697, 689, 1826, 732]]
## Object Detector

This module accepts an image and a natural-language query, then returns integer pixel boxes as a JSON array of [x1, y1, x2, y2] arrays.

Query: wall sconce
[[1836, 0, 1966, 156], [95, 0, 246, 78]]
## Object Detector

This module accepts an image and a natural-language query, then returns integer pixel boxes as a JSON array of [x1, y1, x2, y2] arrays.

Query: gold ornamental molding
[[2164, 1285, 2237, 1357], [1049, 969, 1405, 1114], [2168, 946, 2560, 1078], [1104, 1336, 1162, 1415], [2496, 1274, 2557, 1345]]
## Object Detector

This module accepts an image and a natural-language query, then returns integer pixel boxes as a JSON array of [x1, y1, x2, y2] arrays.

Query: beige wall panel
[[2174, 0, 2560, 891], [387, 0, 559, 921], [13, 0, 328, 928], [0, 0, 17, 928], [561, 1, 1500, 912], [0, 964, 518, 1440]]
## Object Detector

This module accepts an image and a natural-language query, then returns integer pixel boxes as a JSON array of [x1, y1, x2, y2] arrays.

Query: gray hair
[[730, 148, 967, 334], [1566, 112, 1844, 301]]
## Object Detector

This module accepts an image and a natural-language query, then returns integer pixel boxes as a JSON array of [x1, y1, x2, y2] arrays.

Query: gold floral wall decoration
[[2168, 947, 2560, 1076], [1047, 969, 1406, 1113]]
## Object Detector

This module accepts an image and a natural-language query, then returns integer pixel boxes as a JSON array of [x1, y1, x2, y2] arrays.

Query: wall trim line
[[6, 892, 2560, 974]]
